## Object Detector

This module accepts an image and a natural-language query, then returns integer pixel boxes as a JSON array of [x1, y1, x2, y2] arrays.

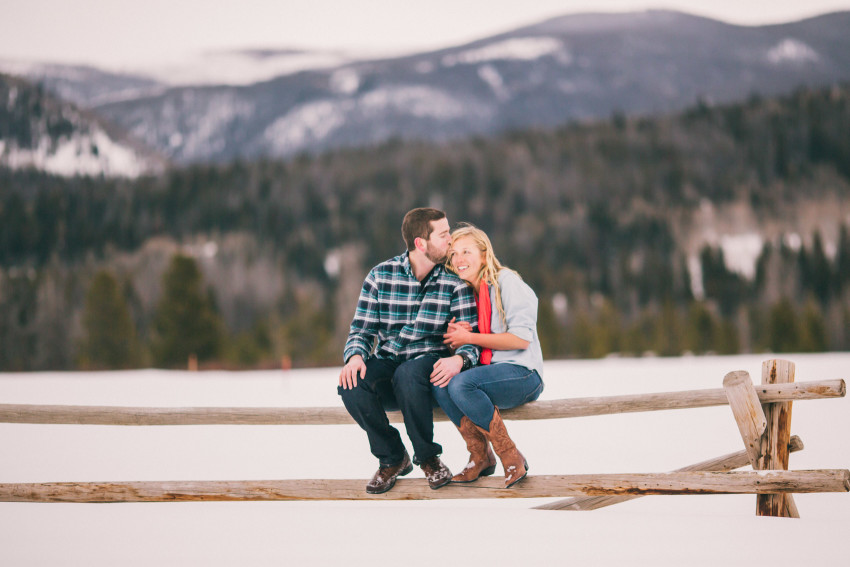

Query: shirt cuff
[[343, 347, 369, 364]]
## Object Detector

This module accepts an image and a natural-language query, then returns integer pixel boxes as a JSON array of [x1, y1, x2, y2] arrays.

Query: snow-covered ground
[[1, 353, 848, 565]]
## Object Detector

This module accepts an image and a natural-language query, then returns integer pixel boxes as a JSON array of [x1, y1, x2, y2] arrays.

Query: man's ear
[[413, 236, 426, 253]]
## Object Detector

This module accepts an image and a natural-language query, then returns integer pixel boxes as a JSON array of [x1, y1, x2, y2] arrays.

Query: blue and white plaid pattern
[[344, 252, 480, 363]]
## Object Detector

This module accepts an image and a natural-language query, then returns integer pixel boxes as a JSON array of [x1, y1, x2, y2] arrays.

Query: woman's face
[[450, 236, 484, 284]]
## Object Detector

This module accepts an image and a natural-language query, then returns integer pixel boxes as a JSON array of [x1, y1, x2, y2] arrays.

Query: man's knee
[[338, 382, 372, 406], [392, 358, 434, 396]]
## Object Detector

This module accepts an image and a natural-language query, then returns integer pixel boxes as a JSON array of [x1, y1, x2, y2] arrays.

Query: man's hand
[[339, 354, 366, 389], [443, 318, 474, 349], [430, 355, 463, 388]]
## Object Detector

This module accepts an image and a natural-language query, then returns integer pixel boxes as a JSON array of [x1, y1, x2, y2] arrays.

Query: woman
[[431, 225, 544, 488]]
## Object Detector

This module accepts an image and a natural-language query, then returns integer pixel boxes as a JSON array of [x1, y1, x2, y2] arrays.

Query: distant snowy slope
[[0, 74, 165, 177], [95, 10, 850, 163], [0, 59, 165, 107], [5, 10, 850, 164], [132, 49, 365, 86]]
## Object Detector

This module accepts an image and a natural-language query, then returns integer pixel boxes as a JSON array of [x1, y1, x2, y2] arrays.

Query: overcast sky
[[2, 0, 850, 69]]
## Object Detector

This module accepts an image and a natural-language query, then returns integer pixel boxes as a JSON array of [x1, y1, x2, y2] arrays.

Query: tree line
[[1, 84, 849, 369]]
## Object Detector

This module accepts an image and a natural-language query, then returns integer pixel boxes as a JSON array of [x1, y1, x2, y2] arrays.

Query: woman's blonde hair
[[447, 224, 518, 327]]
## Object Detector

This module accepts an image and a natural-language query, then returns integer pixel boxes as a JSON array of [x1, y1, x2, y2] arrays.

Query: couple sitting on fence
[[338, 207, 545, 494]]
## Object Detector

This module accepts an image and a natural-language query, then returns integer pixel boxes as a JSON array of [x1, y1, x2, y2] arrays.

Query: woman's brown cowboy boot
[[474, 407, 528, 488], [452, 416, 497, 483]]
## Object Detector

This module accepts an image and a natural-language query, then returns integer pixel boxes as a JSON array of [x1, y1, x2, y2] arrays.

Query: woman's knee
[[446, 374, 481, 405], [430, 383, 451, 405]]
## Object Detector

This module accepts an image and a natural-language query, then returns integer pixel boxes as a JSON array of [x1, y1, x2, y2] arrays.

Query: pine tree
[[715, 316, 740, 355], [806, 232, 831, 305], [652, 300, 683, 356], [767, 298, 800, 353], [79, 270, 141, 369], [836, 225, 850, 293], [150, 254, 224, 368], [799, 301, 828, 352], [685, 301, 716, 354]]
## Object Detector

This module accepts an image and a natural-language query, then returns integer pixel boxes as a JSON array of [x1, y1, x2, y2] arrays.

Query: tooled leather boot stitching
[[452, 416, 497, 483], [475, 407, 528, 488]]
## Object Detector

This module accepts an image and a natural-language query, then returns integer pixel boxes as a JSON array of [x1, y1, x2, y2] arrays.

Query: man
[[339, 207, 480, 494]]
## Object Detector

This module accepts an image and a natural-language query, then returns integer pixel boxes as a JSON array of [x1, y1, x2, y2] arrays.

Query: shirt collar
[[401, 251, 414, 277], [402, 251, 444, 281]]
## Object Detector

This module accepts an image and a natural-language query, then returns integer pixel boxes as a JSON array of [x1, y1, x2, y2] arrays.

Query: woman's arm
[[443, 321, 530, 351], [443, 271, 539, 352]]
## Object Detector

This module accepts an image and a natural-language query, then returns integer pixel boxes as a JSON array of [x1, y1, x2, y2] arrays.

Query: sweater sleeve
[[498, 271, 537, 343]]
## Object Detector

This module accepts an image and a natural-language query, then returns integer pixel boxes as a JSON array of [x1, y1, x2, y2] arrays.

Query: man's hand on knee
[[429, 355, 463, 388], [340, 355, 367, 389]]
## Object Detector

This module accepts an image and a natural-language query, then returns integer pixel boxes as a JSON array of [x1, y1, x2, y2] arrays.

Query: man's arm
[[449, 281, 481, 361], [340, 272, 379, 388], [430, 281, 481, 388]]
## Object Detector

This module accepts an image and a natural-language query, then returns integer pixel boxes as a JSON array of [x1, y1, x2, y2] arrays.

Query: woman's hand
[[449, 319, 473, 332], [443, 318, 474, 349]]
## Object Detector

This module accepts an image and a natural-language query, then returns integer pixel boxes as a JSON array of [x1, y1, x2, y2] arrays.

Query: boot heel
[[480, 464, 497, 477]]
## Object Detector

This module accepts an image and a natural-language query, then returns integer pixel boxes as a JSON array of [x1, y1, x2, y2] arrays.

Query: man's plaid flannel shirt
[[343, 252, 480, 364]]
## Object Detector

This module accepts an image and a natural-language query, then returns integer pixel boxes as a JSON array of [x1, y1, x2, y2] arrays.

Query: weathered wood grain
[[758, 359, 796, 517], [534, 436, 805, 511], [1, 469, 847, 503], [723, 370, 768, 469], [0, 379, 843, 426]]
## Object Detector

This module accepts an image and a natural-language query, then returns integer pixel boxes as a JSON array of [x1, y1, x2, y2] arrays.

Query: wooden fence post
[[723, 365, 800, 518], [759, 359, 796, 518], [723, 371, 767, 467]]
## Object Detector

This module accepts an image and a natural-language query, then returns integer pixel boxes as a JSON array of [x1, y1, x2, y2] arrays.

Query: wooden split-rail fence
[[1, 358, 847, 517]]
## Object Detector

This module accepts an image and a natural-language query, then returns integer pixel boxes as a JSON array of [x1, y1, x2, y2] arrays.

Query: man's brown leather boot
[[366, 452, 413, 494], [418, 455, 452, 489]]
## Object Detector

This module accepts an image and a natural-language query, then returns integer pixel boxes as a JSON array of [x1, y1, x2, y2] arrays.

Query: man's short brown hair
[[402, 208, 446, 251]]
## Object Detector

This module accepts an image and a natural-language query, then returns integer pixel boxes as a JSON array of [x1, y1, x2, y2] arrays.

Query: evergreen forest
[[1, 84, 850, 370]]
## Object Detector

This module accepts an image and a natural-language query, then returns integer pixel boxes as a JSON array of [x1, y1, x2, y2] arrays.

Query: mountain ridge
[[2, 10, 849, 167], [0, 74, 166, 177]]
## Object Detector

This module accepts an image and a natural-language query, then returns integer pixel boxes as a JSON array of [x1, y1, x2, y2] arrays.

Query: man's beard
[[425, 242, 447, 264]]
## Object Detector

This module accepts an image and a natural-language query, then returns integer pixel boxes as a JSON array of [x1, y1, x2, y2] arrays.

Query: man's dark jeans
[[338, 355, 442, 466]]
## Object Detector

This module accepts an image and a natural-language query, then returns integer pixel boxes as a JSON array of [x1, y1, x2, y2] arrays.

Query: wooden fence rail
[[2, 360, 847, 516], [0, 378, 843, 426], [2, 470, 848, 503], [535, 435, 805, 511]]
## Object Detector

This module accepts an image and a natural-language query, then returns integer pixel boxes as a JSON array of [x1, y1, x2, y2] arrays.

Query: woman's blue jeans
[[432, 363, 543, 430]]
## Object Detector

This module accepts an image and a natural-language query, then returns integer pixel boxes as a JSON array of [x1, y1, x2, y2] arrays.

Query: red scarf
[[476, 280, 493, 365]]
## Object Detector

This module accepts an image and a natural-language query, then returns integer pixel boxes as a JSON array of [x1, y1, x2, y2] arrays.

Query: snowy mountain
[[4, 10, 850, 165], [0, 74, 166, 177], [0, 60, 165, 107], [131, 48, 369, 87], [0, 48, 371, 104]]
